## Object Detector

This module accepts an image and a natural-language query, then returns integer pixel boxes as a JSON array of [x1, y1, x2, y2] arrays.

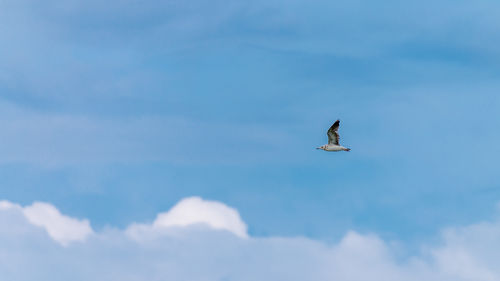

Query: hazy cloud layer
[[2, 0, 500, 114], [1, 197, 500, 281]]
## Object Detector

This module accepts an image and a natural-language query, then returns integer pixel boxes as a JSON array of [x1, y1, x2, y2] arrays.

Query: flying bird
[[317, 120, 351, 152]]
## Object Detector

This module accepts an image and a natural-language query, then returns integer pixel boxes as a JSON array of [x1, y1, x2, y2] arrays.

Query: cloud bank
[[1, 197, 500, 281]]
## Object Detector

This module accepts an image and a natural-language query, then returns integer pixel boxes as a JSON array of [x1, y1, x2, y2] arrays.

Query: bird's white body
[[317, 144, 350, 152]]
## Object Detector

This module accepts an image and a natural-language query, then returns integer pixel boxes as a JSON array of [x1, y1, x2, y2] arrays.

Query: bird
[[316, 120, 351, 152]]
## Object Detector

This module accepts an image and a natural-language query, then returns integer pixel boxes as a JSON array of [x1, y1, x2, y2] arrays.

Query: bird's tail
[[344, 148, 351, 152]]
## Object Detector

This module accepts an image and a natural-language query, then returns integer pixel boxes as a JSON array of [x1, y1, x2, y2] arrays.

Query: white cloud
[[0, 200, 19, 210], [126, 196, 248, 239], [2, 197, 500, 281], [152, 196, 248, 238], [0, 200, 93, 246], [22, 202, 94, 246]]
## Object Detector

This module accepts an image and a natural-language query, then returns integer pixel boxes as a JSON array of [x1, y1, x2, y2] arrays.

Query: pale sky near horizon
[[1, 0, 500, 280]]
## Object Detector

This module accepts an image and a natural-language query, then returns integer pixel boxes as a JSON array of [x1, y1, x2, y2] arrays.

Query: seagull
[[316, 120, 351, 152]]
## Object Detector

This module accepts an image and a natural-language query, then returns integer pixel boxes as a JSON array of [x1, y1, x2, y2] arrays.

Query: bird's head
[[316, 145, 326, 150]]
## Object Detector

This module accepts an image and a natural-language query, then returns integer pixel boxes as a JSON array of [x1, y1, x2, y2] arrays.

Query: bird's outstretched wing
[[327, 120, 340, 145]]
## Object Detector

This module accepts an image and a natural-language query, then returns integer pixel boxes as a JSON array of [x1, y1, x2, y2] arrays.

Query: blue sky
[[1, 0, 500, 279]]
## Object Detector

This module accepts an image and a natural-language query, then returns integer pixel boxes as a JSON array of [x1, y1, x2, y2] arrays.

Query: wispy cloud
[[0, 102, 292, 166]]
